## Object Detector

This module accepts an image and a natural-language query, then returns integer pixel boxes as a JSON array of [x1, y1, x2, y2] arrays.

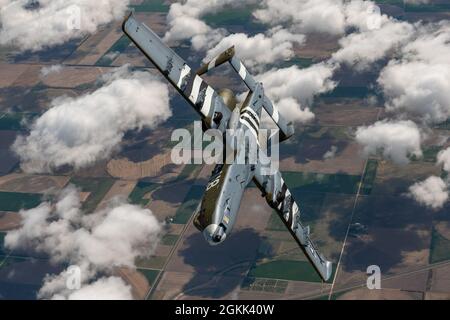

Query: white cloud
[[13, 65, 171, 173], [5, 186, 162, 300], [253, 0, 347, 35], [323, 145, 338, 160], [438, 147, 450, 172], [378, 22, 450, 124], [52, 276, 133, 300], [409, 176, 448, 210], [256, 63, 336, 123], [0, 0, 130, 51], [332, 20, 415, 70], [204, 27, 305, 71], [355, 120, 423, 164], [163, 0, 252, 50], [40, 64, 64, 78]]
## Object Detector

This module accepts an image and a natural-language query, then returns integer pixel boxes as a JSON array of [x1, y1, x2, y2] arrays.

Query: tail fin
[[198, 47, 295, 141]]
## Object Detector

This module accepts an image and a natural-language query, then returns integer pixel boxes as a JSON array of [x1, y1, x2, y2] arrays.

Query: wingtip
[[122, 10, 134, 33], [324, 261, 333, 282]]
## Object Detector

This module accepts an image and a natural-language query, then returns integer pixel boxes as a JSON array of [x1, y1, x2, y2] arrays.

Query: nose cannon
[[203, 224, 227, 245]]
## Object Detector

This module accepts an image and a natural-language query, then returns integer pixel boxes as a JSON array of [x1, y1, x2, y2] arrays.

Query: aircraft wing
[[253, 167, 333, 282], [122, 13, 231, 131]]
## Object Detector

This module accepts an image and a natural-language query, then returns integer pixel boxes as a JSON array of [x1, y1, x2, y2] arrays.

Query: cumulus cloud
[[253, 0, 348, 35], [40, 64, 64, 78], [257, 63, 336, 123], [332, 19, 415, 70], [0, 0, 129, 51], [13, 65, 171, 173], [163, 0, 253, 50], [378, 22, 450, 124], [438, 147, 450, 172], [409, 176, 448, 210], [355, 120, 423, 164], [5, 186, 162, 299], [204, 27, 305, 71], [323, 146, 338, 160]]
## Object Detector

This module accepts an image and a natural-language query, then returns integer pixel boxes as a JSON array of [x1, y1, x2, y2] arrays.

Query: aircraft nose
[[203, 224, 226, 245]]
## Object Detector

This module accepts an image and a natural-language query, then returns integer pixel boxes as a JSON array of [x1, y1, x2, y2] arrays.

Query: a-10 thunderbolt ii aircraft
[[122, 13, 332, 281]]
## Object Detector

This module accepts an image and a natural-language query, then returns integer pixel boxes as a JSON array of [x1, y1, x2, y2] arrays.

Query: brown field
[[66, 22, 123, 66], [435, 221, 450, 241], [285, 280, 330, 299], [0, 63, 29, 88], [116, 267, 150, 300], [382, 270, 429, 293], [294, 33, 340, 60], [372, 161, 442, 195], [280, 142, 365, 175], [107, 151, 186, 182], [315, 102, 381, 127], [425, 291, 450, 300], [338, 287, 422, 300], [77, 22, 123, 65], [10, 65, 42, 88], [0, 211, 21, 231], [430, 264, 450, 293], [0, 173, 69, 193], [41, 66, 108, 88]]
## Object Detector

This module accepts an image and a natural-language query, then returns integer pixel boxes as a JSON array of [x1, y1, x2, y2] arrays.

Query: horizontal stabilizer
[[197, 45, 294, 141]]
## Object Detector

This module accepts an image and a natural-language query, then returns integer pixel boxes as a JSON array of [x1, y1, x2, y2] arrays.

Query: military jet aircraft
[[122, 13, 332, 281]]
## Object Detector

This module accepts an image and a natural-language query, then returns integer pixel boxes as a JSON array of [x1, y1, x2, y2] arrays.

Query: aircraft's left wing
[[253, 167, 333, 282], [122, 13, 231, 131]]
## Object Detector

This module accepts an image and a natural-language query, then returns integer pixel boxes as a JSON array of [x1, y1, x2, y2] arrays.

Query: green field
[[429, 227, 450, 264], [203, 4, 260, 28], [136, 256, 166, 269], [130, 0, 169, 13], [172, 185, 204, 224], [405, 3, 450, 12], [248, 259, 333, 283], [282, 171, 361, 195], [69, 177, 115, 212], [0, 232, 6, 255], [0, 192, 42, 212], [128, 181, 159, 206], [0, 113, 38, 131], [241, 277, 288, 293], [161, 233, 179, 246], [360, 159, 378, 195], [138, 268, 160, 287], [414, 146, 442, 163]]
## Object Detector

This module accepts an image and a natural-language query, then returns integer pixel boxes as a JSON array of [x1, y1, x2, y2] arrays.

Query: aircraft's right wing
[[253, 167, 333, 282], [122, 13, 231, 131]]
